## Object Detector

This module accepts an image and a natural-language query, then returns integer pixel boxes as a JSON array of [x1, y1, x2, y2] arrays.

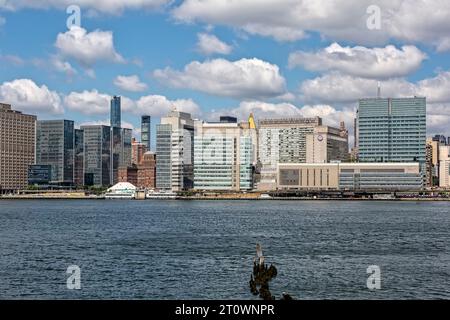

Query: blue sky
[[1, 0, 450, 144]]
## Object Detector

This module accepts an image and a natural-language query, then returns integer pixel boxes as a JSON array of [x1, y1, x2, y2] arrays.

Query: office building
[[28, 164, 52, 185], [432, 135, 448, 145], [131, 138, 147, 165], [439, 146, 450, 188], [81, 125, 112, 186], [193, 116, 256, 191], [74, 129, 84, 186], [110, 96, 121, 128], [0, 103, 37, 193], [358, 97, 426, 167], [141, 115, 151, 151], [35, 120, 75, 185], [258, 117, 322, 190], [277, 163, 422, 191], [305, 124, 349, 163], [119, 151, 156, 189], [156, 110, 194, 191], [111, 127, 132, 185]]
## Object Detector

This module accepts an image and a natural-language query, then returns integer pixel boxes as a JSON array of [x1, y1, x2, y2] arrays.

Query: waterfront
[[0, 200, 449, 299]]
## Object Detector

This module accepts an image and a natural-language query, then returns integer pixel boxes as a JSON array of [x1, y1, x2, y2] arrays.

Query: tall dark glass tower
[[110, 96, 121, 128], [141, 115, 151, 151]]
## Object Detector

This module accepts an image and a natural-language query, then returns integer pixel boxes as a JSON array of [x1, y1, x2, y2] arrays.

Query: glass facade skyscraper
[[110, 96, 121, 128], [141, 115, 151, 151], [36, 120, 74, 184], [358, 97, 426, 166], [156, 124, 172, 190], [81, 125, 111, 186]]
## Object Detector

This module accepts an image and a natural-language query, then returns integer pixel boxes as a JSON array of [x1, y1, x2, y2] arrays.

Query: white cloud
[[51, 56, 77, 77], [153, 58, 287, 99], [114, 75, 148, 92], [0, 79, 63, 114], [0, 54, 25, 66], [196, 33, 232, 55], [172, 0, 450, 51], [55, 26, 124, 68], [133, 95, 201, 117], [300, 70, 450, 105], [289, 43, 427, 79], [0, 0, 170, 14], [64, 89, 201, 118], [64, 89, 110, 115]]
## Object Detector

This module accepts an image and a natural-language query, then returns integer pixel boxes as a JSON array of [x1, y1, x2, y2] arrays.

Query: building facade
[[305, 125, 349, 163], [258, 117, 322, 190], [35, 120, 75, 185], [81, 125, 112, 186], [0, 103, 36, 192], [141, 115, 151, 151], [131, 138, 147, 165], [358, 97, 426, 167], [277, 163, 422, 191], [74, 128, 84, 186], [118, 151, 156, 189], [439, 146, 450, 188], [156, 111, 194, 191], [193, 117, 255, 191]]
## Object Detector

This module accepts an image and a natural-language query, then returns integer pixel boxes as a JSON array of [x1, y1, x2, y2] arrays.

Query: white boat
[[146, 190, 177, 199]]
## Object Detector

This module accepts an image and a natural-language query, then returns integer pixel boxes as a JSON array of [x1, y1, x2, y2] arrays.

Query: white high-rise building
[[194, 116, 256, 191], [156, 110, 194, 191], [439, 146, 450, 188]]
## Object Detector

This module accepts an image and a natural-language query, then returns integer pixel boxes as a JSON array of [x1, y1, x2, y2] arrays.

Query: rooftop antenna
[[377, 81, 381, 99]]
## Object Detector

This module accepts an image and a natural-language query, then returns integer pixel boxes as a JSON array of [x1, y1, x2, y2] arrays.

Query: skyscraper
[[36, 120, 75, 185], [81, 125, 112, 186], [358, 97, 426, 167], [0, 103, 36, 192], [74, 128, 84, 186], [141, 115, 151, 151], [156, 110, 194, 191], [110, 96, 121, 128]]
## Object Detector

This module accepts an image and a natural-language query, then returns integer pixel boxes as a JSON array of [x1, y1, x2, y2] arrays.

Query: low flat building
[[277, 163, 422, 191]]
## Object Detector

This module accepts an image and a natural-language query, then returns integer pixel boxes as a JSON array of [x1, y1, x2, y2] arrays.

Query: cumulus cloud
[[0, 79, 63, 114], [300, 70, 450, 105], [133, 95, 201, 117], [0, 0, 170, 14], [153, 58, 287, 99], [196, 33, 232, 55], [114, 75, 148, 92], [64, 89, 111, 115], [55, 26, 124, 68], [51, 55, 77, 77], [172, 0, 450, 50], [289, 43, 427, 79], [64, 89, 200, 118]]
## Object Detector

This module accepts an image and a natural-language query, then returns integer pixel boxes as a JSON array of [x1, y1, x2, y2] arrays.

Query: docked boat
[[104, 182, 136, 199], [146, 190, 177, 199]]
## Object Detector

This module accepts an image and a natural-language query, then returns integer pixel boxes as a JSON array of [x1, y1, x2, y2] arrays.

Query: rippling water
[[0, 200, 449, 299]]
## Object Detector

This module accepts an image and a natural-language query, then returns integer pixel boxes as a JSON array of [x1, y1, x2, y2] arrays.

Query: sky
[[1, 0, 450, 146]]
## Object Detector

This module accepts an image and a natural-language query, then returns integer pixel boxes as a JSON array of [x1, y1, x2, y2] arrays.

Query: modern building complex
[[74, 129, 84, 186], [141, 115, 151, 151], [110, 96, 121, 128], [0, 103, 37, 193], [277, 163, 422, 191], [156, 110, 194, 191], [35, 120, 75, 185], [258, 117, 349, 190], [193, 116, 256, 191], [358, 97, 426, 167]]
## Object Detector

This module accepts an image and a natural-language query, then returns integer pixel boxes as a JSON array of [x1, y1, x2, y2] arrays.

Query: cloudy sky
[[1, 0, 450, 145]]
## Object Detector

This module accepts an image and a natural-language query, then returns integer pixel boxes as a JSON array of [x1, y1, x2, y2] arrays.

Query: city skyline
[[1, 1, 450, 146]]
